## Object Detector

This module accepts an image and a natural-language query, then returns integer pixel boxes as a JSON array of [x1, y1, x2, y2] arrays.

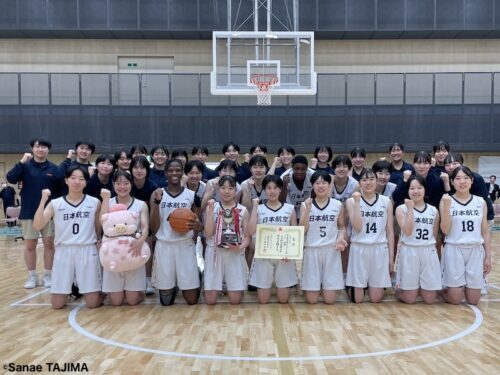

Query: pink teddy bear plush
[[99, 204, 150, 272]]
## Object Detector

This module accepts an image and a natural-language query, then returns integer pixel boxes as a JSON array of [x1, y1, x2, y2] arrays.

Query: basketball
[[168, 208, 196, 234]]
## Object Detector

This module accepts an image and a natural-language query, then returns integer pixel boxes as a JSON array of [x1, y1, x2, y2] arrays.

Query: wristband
[[153, 198, 161, 204]]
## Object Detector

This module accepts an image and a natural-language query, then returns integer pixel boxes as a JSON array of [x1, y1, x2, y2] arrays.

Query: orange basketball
[[168, 208, 196, 234]]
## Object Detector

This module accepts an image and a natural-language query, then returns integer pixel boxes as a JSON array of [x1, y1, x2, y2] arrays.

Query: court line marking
[[68, 304, 483, 362], [9, 288, 49, 306]]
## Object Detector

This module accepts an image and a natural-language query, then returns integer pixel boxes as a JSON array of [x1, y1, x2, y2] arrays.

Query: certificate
[[255, 224, 304, 260]]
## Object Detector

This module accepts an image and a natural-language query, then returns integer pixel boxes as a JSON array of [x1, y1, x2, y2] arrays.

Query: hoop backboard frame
[[211, 31, 316, 97]]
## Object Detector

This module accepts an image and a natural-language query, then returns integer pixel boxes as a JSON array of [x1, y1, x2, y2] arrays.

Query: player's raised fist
[[21, 153, 33, 164], [67, 149, 76, 160], [41, 189, 51, 200], [252, 198, 259, 207], [100, 189, 111, 200], [404, 199, 414, 209], [352, 192, 361, 203], [403, 170, 412, 182], [442, 194, 452, 207]]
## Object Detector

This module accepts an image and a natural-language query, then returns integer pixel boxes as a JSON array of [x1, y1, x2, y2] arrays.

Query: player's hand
[[252, 198, 259, 207], [244, 153, 250, 163], [403, 170, 412, 182], [336, 238, 348, 252], [129, 238, 144, 257], [88, 166, 96, 177], [484, 257, 492, 275], [352, 192, 361, 204], [153, 188, 163, 201], [442, 194, 452, 209], [304, 197, 312, 211], [180, 174, 188, 186], [404, 199, 414, 210], [207, 199, 215, 210], [273, 157, 281, 166], [100, 188, 111, 201], [20, 153, 32, 164], [227, 243, 242, 252], [440, 172, 449, 184], [310, 158, 318, 168], [282, 174, 290, 185], [431, 157, 436, 167], [67, 149, 76, 160], [41, 189, 51, 201], [186, 214, 202, 232]]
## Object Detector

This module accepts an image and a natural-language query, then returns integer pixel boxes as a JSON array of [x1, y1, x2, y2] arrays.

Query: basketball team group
[[5, 137, 493, 309]]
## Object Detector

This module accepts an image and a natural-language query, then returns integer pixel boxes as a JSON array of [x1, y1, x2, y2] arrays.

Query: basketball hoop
[[250, 74, 279, 106]]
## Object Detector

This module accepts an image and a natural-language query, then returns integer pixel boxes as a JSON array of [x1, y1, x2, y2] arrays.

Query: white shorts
[[301, 245, 344, 291], [152, 239, 200, 291], [442, 244, 484, 289], [102, 266, 146, 293], [204, 245, 247, 291], [249, 258, 297, 289], [396, 245, 441, 291], [51, 245, 101, 294], [346, 243, 391, 288]]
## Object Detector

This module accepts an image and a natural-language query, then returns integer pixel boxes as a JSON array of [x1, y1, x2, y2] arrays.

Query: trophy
[[219, 208, 240, 248]]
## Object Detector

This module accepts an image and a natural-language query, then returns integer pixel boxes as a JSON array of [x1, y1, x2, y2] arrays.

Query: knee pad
[[159, 286, 178, 306]]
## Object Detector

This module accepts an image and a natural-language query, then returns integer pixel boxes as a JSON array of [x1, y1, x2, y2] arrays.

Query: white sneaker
[[481, 277, 488, 295], [42, 273, 52, 288], [146, 279, 154, 295], [24, 274, 38, 289]]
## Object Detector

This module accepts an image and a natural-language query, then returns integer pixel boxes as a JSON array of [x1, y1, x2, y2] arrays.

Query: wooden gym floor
[[0, 233, 499, 374]]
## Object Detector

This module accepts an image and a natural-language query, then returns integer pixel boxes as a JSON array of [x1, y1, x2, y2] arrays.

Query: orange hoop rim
[[250, 74, 279, 92]]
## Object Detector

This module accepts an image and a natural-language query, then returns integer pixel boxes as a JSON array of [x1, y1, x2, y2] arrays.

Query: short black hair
[[406, 175, 427, 192], [130, 155, 151, 177], [95, 154, 116, 169], [114, 149, 132, 163], [389, 142, 405, 152], [277, 145, 295, 156], [184, 160, 205, 174], [150, 145, 169, 158], [310, 170, 332, 184], [250, 143, 268, 154], [30, 136, 52, 149], [350, 147, 366, 158], [216, 159, 238, 174], [248, 155, 269, 169], [75, 140, 96, 154], [171, 149, 188, 161], [166, 158, 184, 170], [433, 140, 450, 153], [130, 144, 148, 156], [262, 174, 283, 190], [314, 145, 333, 162], [359, 168, 376, 180], [65, 165, 90, 181], [372, 160, 392, 174], [444, 153, 464, 165], [222, 141, 240, 154], [113, 170, 133, 183], [413, 151, 432, 164], [218, 175, 237, 188], [192, 146, 209, 156], [450, 165, 473, 180], [332, 155, 352, 170], [292, 155, 308, 166]]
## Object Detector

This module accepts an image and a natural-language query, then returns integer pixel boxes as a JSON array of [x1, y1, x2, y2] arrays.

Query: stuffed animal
[[100, 204, 150, 272]]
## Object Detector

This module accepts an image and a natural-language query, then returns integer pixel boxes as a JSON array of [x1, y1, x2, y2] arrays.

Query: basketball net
[[250, 74, 278, 106]]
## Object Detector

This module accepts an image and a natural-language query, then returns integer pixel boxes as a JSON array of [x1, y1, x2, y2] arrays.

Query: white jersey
[[109, 197, 145, 231], [445, 195, 484, 245], [257, 203, 294, 226], [281, 168, 314, 214], [189, 181, 206, 202], [304, 198, 343, 247], [156, 187, 195, 242], [381, 182, 397, 198], [52, 195, 99, 246], [207, 202, 247, 247], [332, 176, 358, 203], [241, 178, 268, 205], [350, 194, 390, 245], [398, 203, 437, 247]]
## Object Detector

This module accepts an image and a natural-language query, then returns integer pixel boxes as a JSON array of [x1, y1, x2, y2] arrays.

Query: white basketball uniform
[[332, 176, 358, 203], [153, 188, 200, 290], [346, 194, 392, 288], [191, 181, 206, 202], [204, 202, 248, 291], [51, 195, 101, 294], [249, 203, 297, 289], [396, 204, 441, 290], [442, 195, 485, 289], [301, 199, 344, 291], [103, 197, 147, 293], [241, 178, 268, 205], [281, 168, 314, 218], [381, 182, 397, 198]]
